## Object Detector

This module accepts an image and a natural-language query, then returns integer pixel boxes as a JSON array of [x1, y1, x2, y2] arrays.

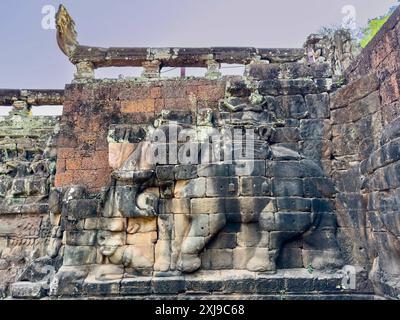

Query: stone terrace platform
[[10, 269, 375, 299]]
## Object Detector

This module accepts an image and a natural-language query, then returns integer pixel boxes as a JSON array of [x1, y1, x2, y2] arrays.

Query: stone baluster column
[[142, 60, 162, 79], [74, 61, 95, 81], [205, 57, 222, 79]]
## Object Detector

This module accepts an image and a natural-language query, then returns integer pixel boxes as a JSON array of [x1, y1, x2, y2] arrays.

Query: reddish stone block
[[198, 84, 226, 103], [89, 169, 112, 191], [115, 83, 151, 100], [197, 85, 213, 100], [76, 115, 103, 133], [103, 101, 121, 113], [81, 151, 109, 170], [154, 98, 165, 112], [185, 85, 199, 96], [62, 101, 74, 115], [382, 101, 400, 125], [57, 148, 77, 159], [93, 84, 112, 101], [77, 170, 98, 186], [121, 99, 155, 113], [57, 134, 78, 148], [133, 84, 151, 100], [376, 51, 399, 82], [77, 136, 98, 152], [56, 159, 66, 174], [331, 73, 380, 109], [54, 171, 75, 187], [380, 72, 400, 106], [66, 158, 82, 171], [368, 27, 398, 69], [65, 85, 95, 102], [161, 82, 187, 98], [164, 97, 191, 110], [95, 137, 109, 151], [150, 87, 162, 99]]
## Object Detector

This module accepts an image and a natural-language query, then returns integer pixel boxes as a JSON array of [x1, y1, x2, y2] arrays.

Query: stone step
[[10, 281, 47, 299], [50, 268, 373, 298]]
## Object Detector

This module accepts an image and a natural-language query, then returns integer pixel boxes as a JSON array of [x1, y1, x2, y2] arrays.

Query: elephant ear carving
[[55, 5, 78, 58]]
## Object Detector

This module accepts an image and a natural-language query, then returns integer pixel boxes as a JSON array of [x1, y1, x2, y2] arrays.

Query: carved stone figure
[[94, 101, 343, 277], [55, 5, 78, 58]]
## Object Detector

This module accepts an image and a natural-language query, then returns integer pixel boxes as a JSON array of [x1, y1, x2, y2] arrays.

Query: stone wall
[[3, 5, 400, 299], [38, 49, 358, 298], [55, 79, 225, 192], [0, 108, 60, 296], [330, 6, 400, 299]]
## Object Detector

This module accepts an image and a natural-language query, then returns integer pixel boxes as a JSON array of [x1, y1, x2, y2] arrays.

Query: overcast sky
[[0, 0, 398, 89]]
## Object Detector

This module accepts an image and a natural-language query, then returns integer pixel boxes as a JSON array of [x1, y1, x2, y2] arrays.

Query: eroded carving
[[55, 5, 79, 58]]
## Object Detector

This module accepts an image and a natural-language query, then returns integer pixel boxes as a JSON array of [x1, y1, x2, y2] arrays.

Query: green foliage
[[335, 76, 346, 87], [360, 13, 391, 48]]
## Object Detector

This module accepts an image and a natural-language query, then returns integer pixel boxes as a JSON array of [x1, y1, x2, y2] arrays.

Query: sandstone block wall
[[331, 7, 400, 298], [0, 111, 59, 295], [2, 5, 400, 299], [55, 79, 226, 192], [43, 51, 349, 299]]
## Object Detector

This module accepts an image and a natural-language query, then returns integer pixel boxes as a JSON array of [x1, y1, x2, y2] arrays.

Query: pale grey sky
[[0, 0, 398, 89]]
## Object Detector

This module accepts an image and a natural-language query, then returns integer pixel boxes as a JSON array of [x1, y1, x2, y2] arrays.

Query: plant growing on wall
[[359, 4, 398, 48], [359, 14, 391, 48]]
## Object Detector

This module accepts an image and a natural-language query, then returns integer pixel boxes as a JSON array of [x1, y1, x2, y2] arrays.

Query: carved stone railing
[[56, 5, 306, 80]]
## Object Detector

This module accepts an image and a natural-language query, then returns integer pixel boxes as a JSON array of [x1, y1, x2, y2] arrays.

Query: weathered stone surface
[[239, 177, 271, 196], [170, 198, 190, 214], [330, 73, 379, 109], [188, 215, 210, 237], [248, 62, 331, 80], [174, 165, 198, 180], [210, 249, 233, 269], [174, 178, 206, 198], [123, 245, 155, 268], [11, 281, 46, 299], [156, 165, 175, 181], [305, 93, 330, 119], [304, 178, 336, 198], [331, 91, 380, 124], [7, 7, 400, 299], [49, 266, 89, 296], [272, 179, 304, 197], [120, 277, 152, 295], [270, 146, 302, 161], [277, 197, 311, 212], [127, 217, 157, 234], [126, 231, 157, 245], [206, 177, 239, 197], [67, 199, 98, 219], [302, 250, 343, 270], [197, 164, 230, 177], [152, 277, 185, 294], [191, 198, 225, 214], [100, 218, 127, 232], [63, 245, 97, 266], [66, 230, 97, 246], [259, 78, 332, 96], [108, 143, 136, 170], [84, 218, 98, 230], [277, 247, 303, 268], [208, 232, 237, 249]]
